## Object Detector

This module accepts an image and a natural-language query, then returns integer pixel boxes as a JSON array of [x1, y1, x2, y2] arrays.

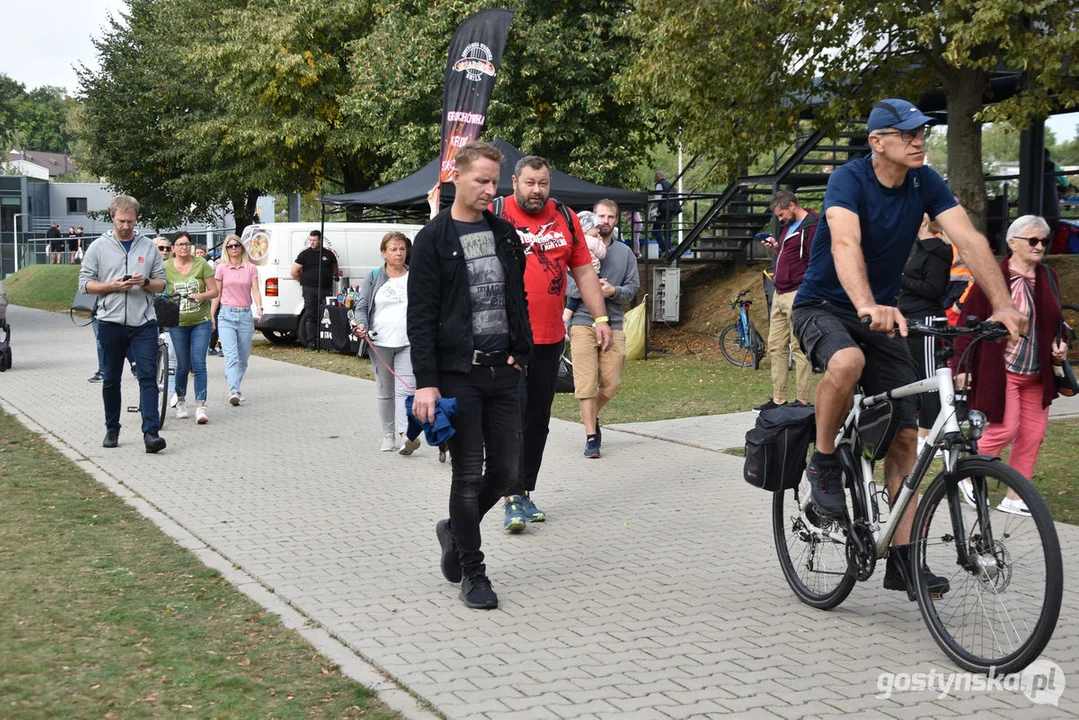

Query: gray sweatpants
[[370, 344, 414, 436]]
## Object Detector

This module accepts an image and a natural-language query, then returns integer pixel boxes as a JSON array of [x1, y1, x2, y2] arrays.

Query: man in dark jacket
[[756, 190, 818, 412], [409, 140, 533, 611]]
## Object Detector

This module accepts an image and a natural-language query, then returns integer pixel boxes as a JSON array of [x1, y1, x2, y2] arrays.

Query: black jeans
[[98, 320, 160, 434], [509, 341, 563, 496], [440, 365, 524, 577], [301, 286, 323, 349]]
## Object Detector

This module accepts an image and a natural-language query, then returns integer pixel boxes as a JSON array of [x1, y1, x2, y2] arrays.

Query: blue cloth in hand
[[405, 395, 458, 446]]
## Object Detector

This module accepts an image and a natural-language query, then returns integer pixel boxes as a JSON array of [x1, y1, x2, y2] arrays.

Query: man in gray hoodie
[[565, 199, 640, 458], [78, 195, 168, 452]]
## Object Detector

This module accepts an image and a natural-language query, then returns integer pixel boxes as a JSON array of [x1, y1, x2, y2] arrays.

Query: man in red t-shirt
[[492, 156, 612, 533]]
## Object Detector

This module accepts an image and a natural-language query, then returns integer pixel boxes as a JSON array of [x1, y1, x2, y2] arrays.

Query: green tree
[[0, 74, 74, 154], [620, 0, 1079, 231]]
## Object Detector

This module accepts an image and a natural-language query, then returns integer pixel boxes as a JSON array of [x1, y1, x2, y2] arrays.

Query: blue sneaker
[[504, 496, 526, 533], [584, 436, 601, 459], [521, 492, 545, 522]]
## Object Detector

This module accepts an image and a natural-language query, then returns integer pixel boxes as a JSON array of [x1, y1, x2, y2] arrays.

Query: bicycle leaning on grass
[[719, 289, 765, 370], [771, 318, 1062, 674]]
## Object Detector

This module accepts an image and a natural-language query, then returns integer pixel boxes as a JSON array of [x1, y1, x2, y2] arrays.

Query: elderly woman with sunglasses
[[165, 231, 219, 423], [954, 215, 1068, 515], [211, 235, 263, 406]]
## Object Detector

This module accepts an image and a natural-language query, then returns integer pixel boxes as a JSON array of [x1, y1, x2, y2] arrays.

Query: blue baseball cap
[[867, 99, 933, 133]]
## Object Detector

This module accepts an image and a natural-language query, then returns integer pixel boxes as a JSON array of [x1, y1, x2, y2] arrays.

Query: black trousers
[[440, 365, 524, 577], [508, 341, 563, 496], [300, 286, 322, 349]]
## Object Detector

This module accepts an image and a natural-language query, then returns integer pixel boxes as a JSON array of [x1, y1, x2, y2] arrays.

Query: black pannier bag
[[857, 399, 900, 461], [744, 405, 816, 491], [154, 295, 181, 328]]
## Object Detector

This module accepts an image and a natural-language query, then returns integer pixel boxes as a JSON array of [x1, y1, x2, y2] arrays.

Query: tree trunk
[[231, 189, 262, 237], [943, 68, 989, 235]]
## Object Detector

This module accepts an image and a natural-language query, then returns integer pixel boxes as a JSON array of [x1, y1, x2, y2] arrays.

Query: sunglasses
[[226, 244, 242, 249], [1013, 235, 1048, 248], [874, 125, 932, 144], [157, 246, 171, 251]]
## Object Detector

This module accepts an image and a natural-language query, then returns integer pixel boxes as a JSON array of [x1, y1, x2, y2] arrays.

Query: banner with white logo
[[428, 8, 515, 217]]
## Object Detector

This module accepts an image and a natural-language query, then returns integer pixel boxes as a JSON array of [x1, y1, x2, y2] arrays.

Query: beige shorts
[[569, 326, 627, 400]]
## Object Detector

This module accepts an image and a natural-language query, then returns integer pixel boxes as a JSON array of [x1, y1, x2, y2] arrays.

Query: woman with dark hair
[[898, 214, 952, 455], [955, 215, 1069, 515], [165, 230, 218, 423], [351, 231, 419, 454]]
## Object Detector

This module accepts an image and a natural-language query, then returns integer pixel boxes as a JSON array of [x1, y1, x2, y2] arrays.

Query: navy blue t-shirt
[[796, 156, 958, 308]]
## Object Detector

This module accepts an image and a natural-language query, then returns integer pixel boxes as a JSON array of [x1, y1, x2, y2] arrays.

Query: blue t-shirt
[[796, 156, 957, 308]]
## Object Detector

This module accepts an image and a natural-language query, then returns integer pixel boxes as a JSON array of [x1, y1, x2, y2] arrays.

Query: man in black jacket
[[409, 141, 533, 610]]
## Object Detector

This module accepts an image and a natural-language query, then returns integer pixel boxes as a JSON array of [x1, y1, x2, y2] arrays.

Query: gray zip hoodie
[[78, 232, 166, 326]]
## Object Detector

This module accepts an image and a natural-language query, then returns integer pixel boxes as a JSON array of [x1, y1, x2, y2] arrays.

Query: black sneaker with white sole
[[806, 454, 846, 519]]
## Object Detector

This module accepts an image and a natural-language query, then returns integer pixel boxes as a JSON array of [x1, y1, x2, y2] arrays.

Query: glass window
[[67, 197, 87, 213]]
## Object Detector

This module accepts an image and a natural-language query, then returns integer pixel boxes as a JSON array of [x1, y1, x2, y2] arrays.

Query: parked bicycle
[[127, 329, 171, 430], [719, 289, 765, 370], [772, 318, 1062, 674]]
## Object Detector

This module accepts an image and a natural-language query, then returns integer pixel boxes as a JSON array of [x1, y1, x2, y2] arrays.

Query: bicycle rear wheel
[[912, 457, 1062, 674], [748, 324, 764, 371], [773, 472, 856, 609], [719, 324, 753, 367], [156, 341, 169, 430]]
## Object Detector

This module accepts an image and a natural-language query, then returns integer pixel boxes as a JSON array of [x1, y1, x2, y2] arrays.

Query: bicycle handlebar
[[859, 314, 1010, 341]]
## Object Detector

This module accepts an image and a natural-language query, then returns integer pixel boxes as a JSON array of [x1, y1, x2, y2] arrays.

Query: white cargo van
[[240, 222, 423, 344]]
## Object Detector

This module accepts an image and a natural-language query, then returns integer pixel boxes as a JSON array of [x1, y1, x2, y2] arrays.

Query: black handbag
[[1043, 264, 1078, 397], [154, 295, 181, 328]]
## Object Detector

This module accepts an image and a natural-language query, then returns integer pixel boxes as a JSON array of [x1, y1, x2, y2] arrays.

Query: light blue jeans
[[218, 306, 254, 395], [169, 320, 212, 403]]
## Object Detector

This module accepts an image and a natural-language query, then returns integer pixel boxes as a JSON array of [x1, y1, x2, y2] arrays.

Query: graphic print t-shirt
[[165, 257, 215, 326], [455, 219, 509, 353], [495, 196, 591, 344]]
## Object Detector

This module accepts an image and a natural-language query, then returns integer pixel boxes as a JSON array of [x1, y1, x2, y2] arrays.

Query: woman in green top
[[165, 231, 219, 424]]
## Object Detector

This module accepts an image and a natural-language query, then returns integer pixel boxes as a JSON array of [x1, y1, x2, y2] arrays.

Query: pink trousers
[[976, 371, 1050, 479]]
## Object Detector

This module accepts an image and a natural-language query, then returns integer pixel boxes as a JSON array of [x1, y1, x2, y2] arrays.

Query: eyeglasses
[[226, 244, 242, 249], [173, 242, 191, 248], [1013, 235, 1049, 247], [874, 125, 932, 144]]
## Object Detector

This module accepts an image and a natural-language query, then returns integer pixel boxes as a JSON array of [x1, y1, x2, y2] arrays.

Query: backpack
[[743, 405, 816, 492], [658, 179, 682, 217], [491, 196, 581, 246]]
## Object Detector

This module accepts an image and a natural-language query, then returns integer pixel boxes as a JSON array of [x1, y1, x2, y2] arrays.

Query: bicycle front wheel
[[719, 324, 753, 367], [912, 457, 1062, 674], [156, 341, 170, 430], [773, 472, 856, 609]]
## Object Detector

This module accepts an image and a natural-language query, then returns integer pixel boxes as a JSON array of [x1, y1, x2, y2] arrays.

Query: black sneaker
[[883, 544, 950, 601], [435, 519, 462, 583], [595, 416, 602, 448], [144, 432, 167, 454], [459, 572, 498, 610], [806, 456, 846, 519], [438, 443, 449, 463], [790, 400, 813, 408], [88, 371, 104, 383], [753, 399, 785, 413], [102, 428, 119, 448]]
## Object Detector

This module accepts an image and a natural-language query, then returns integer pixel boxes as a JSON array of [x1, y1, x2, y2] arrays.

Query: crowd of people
[[74, 97, 1072, 610]]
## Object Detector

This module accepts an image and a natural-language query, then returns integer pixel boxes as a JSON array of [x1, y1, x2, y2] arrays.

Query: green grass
[[249, 339, 376, 382], [0, 409, 401, 719], [3, 265, 82, 312]]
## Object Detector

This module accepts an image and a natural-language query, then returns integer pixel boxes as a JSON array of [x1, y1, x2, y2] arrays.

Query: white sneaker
[[195, 407, 208, 424], [958, 480, 976, 508], [381, 434, 397, 452], [229, 393, 241, 406], [998, 497, 1031, 516], [175, 401, 189, 420], [169, 394, 179, 408]]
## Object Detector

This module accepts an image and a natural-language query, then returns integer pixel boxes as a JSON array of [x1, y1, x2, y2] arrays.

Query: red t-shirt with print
[[493, 196, 592, 344]]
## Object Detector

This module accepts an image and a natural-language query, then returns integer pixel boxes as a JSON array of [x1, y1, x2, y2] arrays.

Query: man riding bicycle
[[792, 99, 1027, 595]]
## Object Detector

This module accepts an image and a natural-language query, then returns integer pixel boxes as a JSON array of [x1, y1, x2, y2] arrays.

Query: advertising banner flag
[[428, 8, 514, 217]]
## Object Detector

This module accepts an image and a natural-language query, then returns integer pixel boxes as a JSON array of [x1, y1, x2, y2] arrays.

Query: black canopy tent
[[320, 139, 647, 217]]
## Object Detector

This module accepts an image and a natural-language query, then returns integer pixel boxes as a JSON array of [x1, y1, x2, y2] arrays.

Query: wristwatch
[[143, 277, 151, 288]]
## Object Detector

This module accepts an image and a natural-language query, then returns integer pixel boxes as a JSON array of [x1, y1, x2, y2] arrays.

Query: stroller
[[0, 279, 10, 371]]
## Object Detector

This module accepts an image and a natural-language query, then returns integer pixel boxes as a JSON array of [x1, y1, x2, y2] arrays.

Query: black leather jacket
[[407, 208, 532, 388]]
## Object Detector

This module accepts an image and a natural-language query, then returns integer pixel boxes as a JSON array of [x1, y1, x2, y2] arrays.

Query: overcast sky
[[0, 0, 1076, 142]]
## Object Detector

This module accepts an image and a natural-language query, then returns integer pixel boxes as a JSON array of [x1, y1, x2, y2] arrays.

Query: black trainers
[[102, 428, 119, 448], [883, 544, 950, 601], [806, 454, 846, 519], [438, 443, 449, 463], [595, 416, 602, 448], [753, 399, 786, 413], [435, 519, 462, 583], [144, 432, 167, 454], [459, 572, 498, 610]]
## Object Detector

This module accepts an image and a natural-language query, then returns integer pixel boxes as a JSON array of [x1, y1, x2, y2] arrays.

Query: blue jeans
[[92, 316, 134, 373], [652, 217, 671, 255], [218, 306, 254, 395], [169, 320, 212, 403], [98, 320, 160, 434]]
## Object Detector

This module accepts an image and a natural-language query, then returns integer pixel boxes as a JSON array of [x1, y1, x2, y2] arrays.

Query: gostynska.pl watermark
[[876, 658, 1065, 706]]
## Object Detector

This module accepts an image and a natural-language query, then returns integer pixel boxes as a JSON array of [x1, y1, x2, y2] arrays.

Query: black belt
[[472, 350, 509, 366]]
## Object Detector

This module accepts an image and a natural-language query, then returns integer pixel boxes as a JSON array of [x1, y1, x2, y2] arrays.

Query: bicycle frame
[[737, 304, 752, 347]]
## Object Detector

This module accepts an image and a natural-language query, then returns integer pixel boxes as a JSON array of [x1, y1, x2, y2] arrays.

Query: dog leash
[[365, 340, 416, 393]]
